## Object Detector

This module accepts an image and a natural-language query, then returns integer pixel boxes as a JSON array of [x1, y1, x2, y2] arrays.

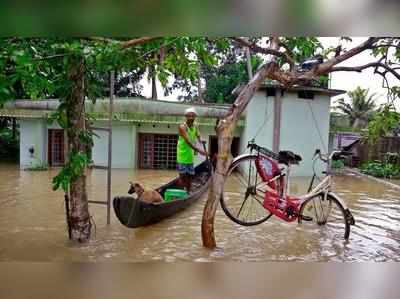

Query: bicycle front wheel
[[220, 155, 273, 226], [298, 193, 350, 239]]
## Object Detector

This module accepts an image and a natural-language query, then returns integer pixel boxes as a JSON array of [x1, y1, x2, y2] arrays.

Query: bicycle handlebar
[[313, 149, 352, 164], [247, 140, 280, 160]]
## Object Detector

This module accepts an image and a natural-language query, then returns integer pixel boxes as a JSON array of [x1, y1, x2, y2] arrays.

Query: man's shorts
[[177, 163, 195, 176]]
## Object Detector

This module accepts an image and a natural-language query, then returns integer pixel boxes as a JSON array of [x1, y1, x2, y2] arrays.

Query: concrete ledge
[[345, 167, 400, 190]]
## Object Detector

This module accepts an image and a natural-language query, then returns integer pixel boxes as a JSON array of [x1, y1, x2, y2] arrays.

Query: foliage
[[383, 152, 400, 165], [203, 56, 263, 104], [365, 104, 400, 143], [52, 151, 89, 191], [360, 160, 400, 179], [331, 159, 345, 169], [335, 87, 377, 129], [281, 37, 323, 64], [25, 163, 48, 171], [0, 127, 18, 161], [329, 112, 358, 133]]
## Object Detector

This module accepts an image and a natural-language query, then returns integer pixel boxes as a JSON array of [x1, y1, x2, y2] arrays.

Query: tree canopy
[[336, 87, 377, 129]]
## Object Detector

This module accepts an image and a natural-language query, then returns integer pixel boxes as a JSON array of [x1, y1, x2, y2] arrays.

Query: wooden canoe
[[113, 160, 212, 228]]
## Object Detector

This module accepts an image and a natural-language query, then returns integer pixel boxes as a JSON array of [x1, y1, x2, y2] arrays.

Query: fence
[[356, 137, 400, 165]]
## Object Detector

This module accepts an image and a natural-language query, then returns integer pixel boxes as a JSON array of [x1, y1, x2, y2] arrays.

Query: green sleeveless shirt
[[177, 124, 197, 164]]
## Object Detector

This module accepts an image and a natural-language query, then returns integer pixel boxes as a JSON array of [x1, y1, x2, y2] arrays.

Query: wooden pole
[[273, 88, 282, 153], [245, 45, 253, 80], [107, 71, 114, 225]]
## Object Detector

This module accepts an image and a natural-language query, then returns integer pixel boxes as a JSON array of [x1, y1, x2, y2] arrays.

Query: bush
[[360, 160, 400, 179], [331, 159, 345, 169]]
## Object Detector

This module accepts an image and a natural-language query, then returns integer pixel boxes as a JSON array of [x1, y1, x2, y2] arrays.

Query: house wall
[[240, 91, 275, 156], [242, 90, 331, 176], [92, 122, 135, 169], [19, 119, 47, 168], [280, 93, 331, 176]]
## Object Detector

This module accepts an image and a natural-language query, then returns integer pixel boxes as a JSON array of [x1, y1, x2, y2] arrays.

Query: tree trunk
[[201, 61, 277, 248], [197, 64, 205, 103], [66, 57, 92, 242], [201, 117, 235, 248], [151, 66, 157, 100]]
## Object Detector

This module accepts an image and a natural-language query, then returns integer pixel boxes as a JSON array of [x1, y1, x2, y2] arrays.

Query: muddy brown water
[[0, 163, 399, 262]]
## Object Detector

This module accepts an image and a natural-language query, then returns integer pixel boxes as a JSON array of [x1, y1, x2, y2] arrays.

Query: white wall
[[19, 119, 47, 168], [240, 91, 275, 157], [280, 93, 331, 176], [242, 90, 331, 176], [92, 122, 135, 168]]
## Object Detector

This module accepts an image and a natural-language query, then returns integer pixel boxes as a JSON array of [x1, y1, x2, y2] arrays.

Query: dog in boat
[[128, 182, 164, 204]]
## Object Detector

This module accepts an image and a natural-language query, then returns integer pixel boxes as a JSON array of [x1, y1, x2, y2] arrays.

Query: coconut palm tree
[[336, 87, 377, 129]]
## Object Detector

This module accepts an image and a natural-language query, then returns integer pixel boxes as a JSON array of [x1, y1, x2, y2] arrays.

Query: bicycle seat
[[278, 151, 302, 165]]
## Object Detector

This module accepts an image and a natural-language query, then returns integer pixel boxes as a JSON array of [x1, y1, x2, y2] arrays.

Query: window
[[298, 90, 315, 99], [138, 134, 178, 169], [266, 88, 276, 97], [48, 129, 65, 166]]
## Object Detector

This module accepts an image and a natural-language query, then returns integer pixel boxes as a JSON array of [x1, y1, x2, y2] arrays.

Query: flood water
[[0, 163, 399, 262]]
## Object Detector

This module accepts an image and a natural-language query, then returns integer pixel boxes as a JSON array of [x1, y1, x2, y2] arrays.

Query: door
[[48, 129, 65, 166]]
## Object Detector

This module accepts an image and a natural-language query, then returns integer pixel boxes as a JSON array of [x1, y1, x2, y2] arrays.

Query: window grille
[[139, 133, 178, 169]]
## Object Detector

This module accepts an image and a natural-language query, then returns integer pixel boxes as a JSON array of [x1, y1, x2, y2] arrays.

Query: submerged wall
[[19, 119, 47, 169]]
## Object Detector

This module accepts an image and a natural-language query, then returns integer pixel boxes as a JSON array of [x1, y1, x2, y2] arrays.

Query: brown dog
[[128, 182, 164, 204]]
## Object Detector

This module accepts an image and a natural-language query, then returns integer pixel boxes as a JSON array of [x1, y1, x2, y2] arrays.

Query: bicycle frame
[[246, 147, 351, 219]]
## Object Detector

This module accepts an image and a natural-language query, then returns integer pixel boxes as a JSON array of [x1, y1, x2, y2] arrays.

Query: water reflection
[[0, 163, 399, 261]]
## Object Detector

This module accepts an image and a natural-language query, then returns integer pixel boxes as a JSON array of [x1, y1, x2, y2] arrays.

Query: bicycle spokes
[[220, 155, 272, 226], [299, 193, 350, 239]]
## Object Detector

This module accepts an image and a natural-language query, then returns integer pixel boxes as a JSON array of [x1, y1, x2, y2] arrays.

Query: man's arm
[[196, 126, 208, 156], [178, 124, 206, 155], [196, 125, 203, 143]]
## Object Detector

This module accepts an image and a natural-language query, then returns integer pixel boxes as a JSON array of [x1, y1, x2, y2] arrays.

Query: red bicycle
[[220, 140, 355, 239]]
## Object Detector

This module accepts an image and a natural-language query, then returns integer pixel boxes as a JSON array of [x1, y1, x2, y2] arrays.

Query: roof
[[0, 98, 245, 128], [261, 81, 346, 97]]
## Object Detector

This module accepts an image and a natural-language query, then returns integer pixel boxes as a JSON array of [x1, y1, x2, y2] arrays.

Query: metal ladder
[[88, 71, 114, 225]]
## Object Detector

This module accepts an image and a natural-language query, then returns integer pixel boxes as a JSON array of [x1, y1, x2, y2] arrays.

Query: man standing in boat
[[177, 107, 207, 192]]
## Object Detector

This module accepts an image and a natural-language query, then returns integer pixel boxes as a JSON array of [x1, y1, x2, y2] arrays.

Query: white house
[[0, 82, 345, 176]]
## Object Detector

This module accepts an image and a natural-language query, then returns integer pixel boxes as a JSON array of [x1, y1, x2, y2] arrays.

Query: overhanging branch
[[331, 61, 400, 80], [232, 37, 295, 69], [87, 37, 158, 49], [120, 37, 158, 49]]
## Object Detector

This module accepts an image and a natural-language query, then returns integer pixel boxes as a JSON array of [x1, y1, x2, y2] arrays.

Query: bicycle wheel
[[220, 155, 273, 226], [298, 193, 350, 239]]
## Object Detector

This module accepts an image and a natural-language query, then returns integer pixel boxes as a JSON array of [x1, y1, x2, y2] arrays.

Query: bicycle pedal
[[300, 215, 313, 221]]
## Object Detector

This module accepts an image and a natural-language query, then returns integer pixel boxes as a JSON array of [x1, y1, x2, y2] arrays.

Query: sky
[[140, 37, 399, 109]]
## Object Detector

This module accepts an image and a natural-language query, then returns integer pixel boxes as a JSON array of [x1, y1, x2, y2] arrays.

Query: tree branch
[[331, 61, 400, 80], [273, 37, 383, 85], [120, 37, 158, 49], [87, 36, 158, 49], [371, 43, 400, 50], [315, 37, 380, 73], [232, 37, 295, 69], [33, 53, 69, 61]]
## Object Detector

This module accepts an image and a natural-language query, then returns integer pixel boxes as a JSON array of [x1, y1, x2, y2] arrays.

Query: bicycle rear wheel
[[220, 155, 273, 226], [298, 193, 350, 239]]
